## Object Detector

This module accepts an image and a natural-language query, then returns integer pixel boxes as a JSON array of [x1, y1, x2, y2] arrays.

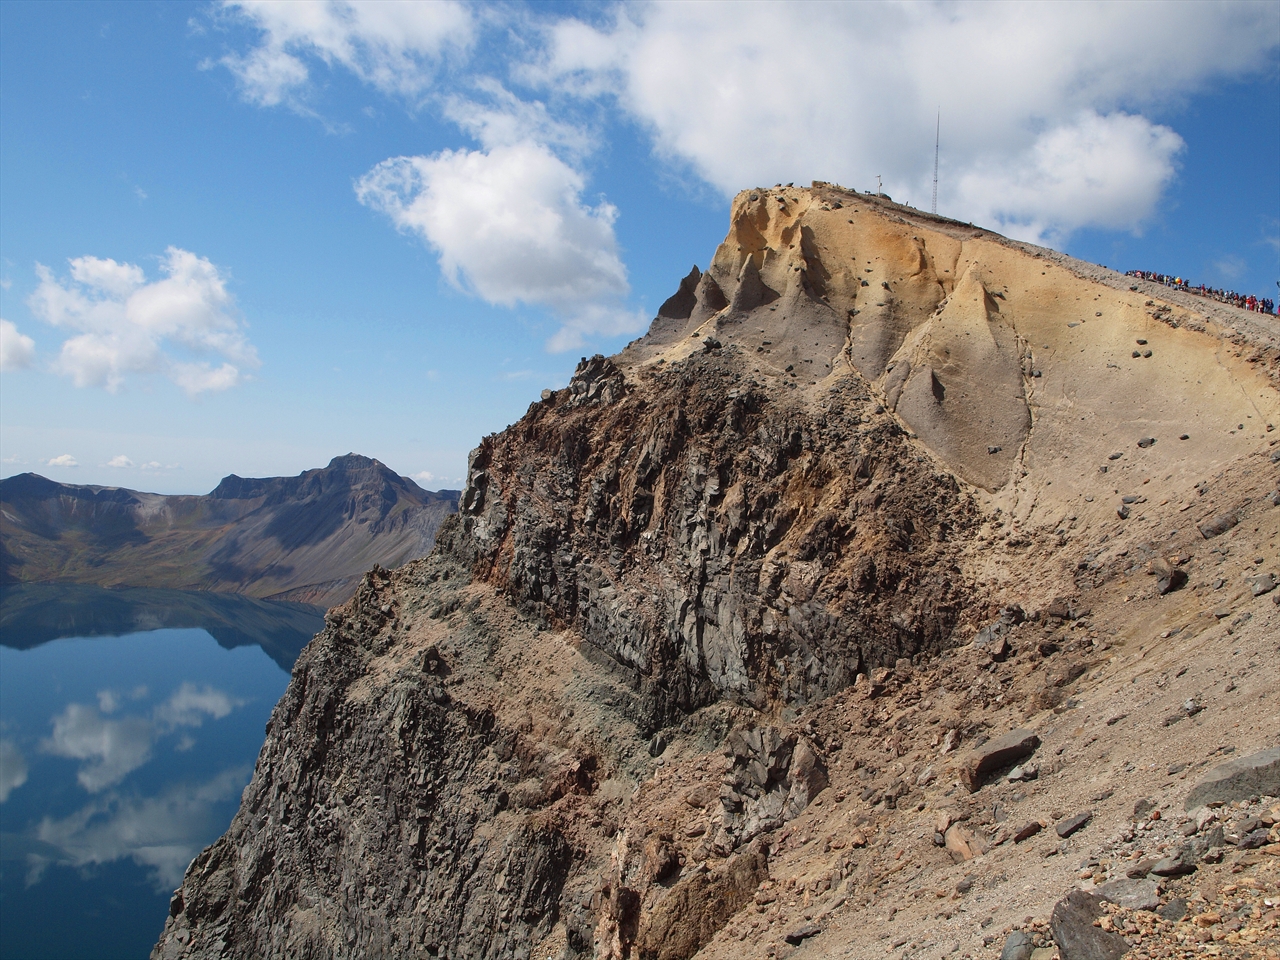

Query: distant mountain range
[[0, 455, 459, 607]]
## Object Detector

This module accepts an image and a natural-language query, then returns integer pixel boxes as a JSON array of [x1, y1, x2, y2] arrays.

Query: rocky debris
[[974, 606, 1025, 657], [1090, 850, 1280, 958], [1050, 890, 1130, 960], [564, 354, 627, 407], [1185, 746, 1280, 810], [959, 729, 1041, 792]]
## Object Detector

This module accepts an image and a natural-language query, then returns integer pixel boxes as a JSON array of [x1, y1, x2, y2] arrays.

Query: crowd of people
[[1124, 269, 1276, 315]]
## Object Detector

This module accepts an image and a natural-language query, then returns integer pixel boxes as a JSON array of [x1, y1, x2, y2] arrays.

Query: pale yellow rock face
[[629, 182, 1280, 498]]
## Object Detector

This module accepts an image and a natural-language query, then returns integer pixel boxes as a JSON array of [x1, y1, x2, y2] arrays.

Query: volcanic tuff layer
[[155, 184, 1280, 960], [0, 455, 459, 607]]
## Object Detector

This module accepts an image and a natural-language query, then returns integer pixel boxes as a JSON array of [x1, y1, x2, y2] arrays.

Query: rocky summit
[[154, 184, 1280, 960], [1, 454, 459, 607]]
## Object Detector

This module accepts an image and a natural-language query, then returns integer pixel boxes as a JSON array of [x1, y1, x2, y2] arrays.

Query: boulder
[[999, 930, 1034, 960], [1150, 848, 1196, 877], [1248, 573, 1276, 596], [1055, 810, 1092, 838], [944, 822, 987, 862], [1097, 878, 1160, 911], [1184, 746, 1280, 810], [1159, 898, 1187, 922], [1149, 558, 1187, 595], [1050, 890, 1129, 960], [1198, 513, 1239, 539], [959, 729, 1041, 792], [1013, 821, 1043, 843], [784, 923, 821, 946]]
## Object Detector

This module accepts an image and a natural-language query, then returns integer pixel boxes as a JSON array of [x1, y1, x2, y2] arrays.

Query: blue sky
[[2, 0, 1277, 494]]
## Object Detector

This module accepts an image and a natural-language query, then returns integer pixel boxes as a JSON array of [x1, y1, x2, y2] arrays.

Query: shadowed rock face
[[442, 350, 973, 733], [154, 185, 1280, 960], [1, 455, 459, 607]]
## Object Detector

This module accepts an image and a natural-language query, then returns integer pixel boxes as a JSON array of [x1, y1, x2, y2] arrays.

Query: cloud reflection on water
[[43, 704, 154, 793], [30, 765, 252, 890], [0, 738, 29, 802], [42, 683, 245, 792]]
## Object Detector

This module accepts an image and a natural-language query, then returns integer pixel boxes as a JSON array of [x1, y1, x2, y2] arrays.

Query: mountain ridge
[[154, 184, 1280, 960], [1, 454, 459, 608]]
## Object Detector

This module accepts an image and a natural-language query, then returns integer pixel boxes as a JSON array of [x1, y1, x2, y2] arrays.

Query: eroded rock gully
[[157, 184, 1280, 960]]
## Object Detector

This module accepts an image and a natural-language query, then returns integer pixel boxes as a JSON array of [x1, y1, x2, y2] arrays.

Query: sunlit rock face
[[156, 183, 1280, 960]]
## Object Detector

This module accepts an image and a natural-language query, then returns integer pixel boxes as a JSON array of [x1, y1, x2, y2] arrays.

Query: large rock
[[944, 823, 987, 862], [1197, 513, 1239, 539], [1097, 878, 1160, 912], [1050, 890, 1129, 960], [959, 729, 1041, 792], [717, 726, 828, 850], [999, 931, 1034, 960], [1184, 746, 1280, 810]]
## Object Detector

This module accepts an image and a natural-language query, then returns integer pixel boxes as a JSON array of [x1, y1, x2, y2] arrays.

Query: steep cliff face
[[156, 185, 1280, 960], [443, 349, 975, 732]]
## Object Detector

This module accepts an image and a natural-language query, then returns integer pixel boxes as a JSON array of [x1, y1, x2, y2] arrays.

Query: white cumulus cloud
[[1, 319, 36, 371], [220, 0, 473, 107], [953, 111, 1185, 245], [27, 247, 259, 396], [534, 0, 1278, 243], [105, 455, 135, 469], [45, 454, 78, 468], [356, 141, 645, 351]]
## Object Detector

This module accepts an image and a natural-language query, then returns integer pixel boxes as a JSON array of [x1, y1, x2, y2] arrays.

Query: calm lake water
[[0, 585, 323, 960]]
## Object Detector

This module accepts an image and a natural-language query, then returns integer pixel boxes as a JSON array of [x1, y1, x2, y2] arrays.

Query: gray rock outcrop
[[1184, 746, 1280, 810]]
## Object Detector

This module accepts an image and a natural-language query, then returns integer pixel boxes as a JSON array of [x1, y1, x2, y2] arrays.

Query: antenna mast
[[932, 109, 939, 215]]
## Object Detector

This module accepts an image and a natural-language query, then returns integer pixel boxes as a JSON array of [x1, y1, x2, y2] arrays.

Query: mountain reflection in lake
[[0, 586, 323, 960]]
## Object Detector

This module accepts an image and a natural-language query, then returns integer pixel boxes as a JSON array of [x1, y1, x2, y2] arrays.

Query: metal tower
[[932, 110, 939, 215]]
